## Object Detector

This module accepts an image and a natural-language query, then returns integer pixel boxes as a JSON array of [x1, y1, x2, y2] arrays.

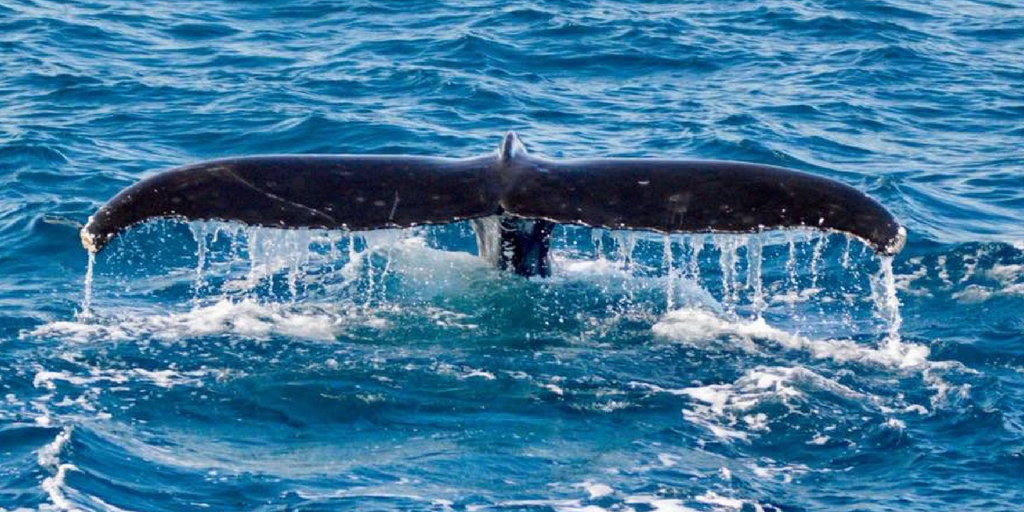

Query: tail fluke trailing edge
[[81, 132, 905, 257]]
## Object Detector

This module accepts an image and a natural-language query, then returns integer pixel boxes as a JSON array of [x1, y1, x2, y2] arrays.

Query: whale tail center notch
[[81, 133, 905, 275]]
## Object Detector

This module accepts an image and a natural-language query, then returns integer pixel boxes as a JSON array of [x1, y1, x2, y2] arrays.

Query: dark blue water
[[2, 1, 1024, 510]]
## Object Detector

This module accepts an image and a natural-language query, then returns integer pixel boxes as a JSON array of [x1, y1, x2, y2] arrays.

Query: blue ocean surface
[[2, 0, 1023, 510]]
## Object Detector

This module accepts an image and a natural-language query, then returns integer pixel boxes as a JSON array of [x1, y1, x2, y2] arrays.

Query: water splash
[[809, 235, 826, 289], [75, 221, 905, 350], [841, 236, 852, 269], [592, 230, 606, 262], [746, 237, 765, 319], [663, 235, 675, 310], [786, 233, 798, 291], [189, 222, 208, 297], [241, 227, 316, 298], [38, 427, 77, 511], [715, 236, 744, 310], [687, 235, 703, 281], [78, 252, 95, 319], [877, 256, 903, 346], [611, 231, 638, 271]]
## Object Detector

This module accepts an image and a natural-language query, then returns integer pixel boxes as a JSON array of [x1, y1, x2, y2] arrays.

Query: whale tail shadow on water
[[81, 132, 905, 277]]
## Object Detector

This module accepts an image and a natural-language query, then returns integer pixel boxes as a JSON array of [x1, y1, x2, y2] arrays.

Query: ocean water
[[2, 0, 1023, 510]]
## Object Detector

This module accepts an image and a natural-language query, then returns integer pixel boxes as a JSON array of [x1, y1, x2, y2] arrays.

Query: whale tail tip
[[498, 131, 527, 163]]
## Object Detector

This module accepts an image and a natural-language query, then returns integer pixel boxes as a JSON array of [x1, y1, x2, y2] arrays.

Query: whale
[[80, 132, 905, 277]]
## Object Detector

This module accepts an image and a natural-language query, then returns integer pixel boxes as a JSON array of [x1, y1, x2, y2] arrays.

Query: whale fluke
[[503, 156, 905, 255], [81, 133, 905, 269], [81, 154, 501, 253]]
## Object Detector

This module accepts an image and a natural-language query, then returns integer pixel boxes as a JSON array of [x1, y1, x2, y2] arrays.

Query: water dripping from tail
[[877, 256, 903, 346], [784, 233, 800, 308], [190, 222, 208, 299], [746, 237, 765, 320], [663, 235, 675, 310], [716, 236, 744, 311], [841, 236, 852, 269], [72, 219, 909, 354], [809, 234, 827, 289], [717, 237, 734, 308], [613, 231, 638, 272], [79, 252, 95, 319], [687, 235, 703, 281]]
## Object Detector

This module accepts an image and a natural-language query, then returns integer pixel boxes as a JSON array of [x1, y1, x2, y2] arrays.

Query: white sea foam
[[922, 362, 973, 409], [459, 491, 771, 512], [953, 263, 1024, 302], [650, 453, 677, 469], [28, 299, 375, 344], [635, 364, 917, 446], [694, 491, 745, 510], [33, 366, 231, 395], [676, 367, 808, 442], [37, 427, 79, 512], [748, 462, 808, 484], [893, 262, 930, 297], [622, 495, 699, 512], [652, 307, 929, 368], [986, 263, 1023, 282], [574, 481, 614, 499], [79, 252, 95, 320], [37, 427, 72, 469]]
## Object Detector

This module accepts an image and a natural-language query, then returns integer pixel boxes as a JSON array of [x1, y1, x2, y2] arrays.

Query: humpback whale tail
[[81, 132, 905, 276]]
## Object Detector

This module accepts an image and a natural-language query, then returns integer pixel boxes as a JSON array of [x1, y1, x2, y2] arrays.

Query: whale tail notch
[[81, 133, 905, 265]]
